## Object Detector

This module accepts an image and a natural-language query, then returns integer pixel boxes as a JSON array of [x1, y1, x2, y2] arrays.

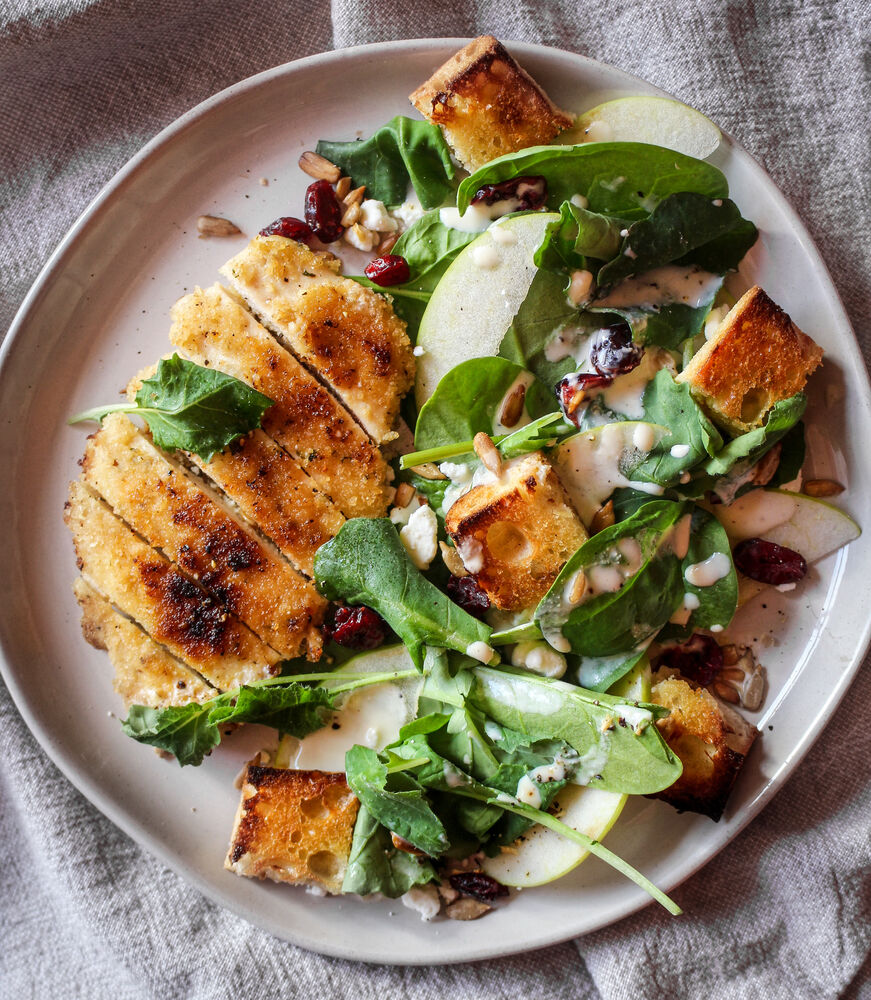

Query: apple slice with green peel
[[553, 421, 669, 524], [415, 212, 558, 407], [480, 661, 651, 888], [710, 489, 861, 605], [573, 96, 721, 160]]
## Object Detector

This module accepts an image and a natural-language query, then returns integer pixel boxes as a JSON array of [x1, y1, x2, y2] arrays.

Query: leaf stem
[[68, 402, 134, 425], [489, 622, 542, 645]]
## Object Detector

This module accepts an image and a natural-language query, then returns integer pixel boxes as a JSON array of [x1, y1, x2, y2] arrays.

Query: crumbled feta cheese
[[360, 199, 397, 233], [401, 884, 441, 921], [412, 345, 425, 357], [391, 199, 425, 231], [345, 223, 378, 252], [399, 503, 438, 570]]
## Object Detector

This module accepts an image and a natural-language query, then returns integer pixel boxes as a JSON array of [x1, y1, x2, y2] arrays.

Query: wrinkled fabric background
[[2, 2, 870, 997]]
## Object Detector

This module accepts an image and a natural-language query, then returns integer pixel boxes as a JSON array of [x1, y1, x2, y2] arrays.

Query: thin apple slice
[[573, 96, 720, 160], [415, 212, 558, 407]]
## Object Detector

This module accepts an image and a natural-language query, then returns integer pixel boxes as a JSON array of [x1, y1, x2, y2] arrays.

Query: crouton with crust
[[445, 451, 588, 611], [226, 766, 359, 894], [409, 36, 574, 171], [74, 577, 214, 708], [677, 286, 823, 436], [650, 670, 758, 821], [220, 238, 415, 444]]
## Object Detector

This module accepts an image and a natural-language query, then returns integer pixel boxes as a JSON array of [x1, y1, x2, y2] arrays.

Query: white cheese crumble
[[344, 224, 378, 251], [465, 641, 497, 664], [399, 504, 438, 570], [360, 199, 397, 233], [401, 884, 441, 921]]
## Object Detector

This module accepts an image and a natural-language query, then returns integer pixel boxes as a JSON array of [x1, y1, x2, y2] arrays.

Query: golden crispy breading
[[168, 284, 392, 518], [220, 239, 414, 443], [650, 672, 757, 821], [65, 482, 281, 690], [190, 430, 345, 578], [445, 452, 588, 611], [677, 286, 823, 435], [226, 767, 359, 894], [80, 414, 325, 661], [74, 578, 213, 708], [409, 36, 574, 171]]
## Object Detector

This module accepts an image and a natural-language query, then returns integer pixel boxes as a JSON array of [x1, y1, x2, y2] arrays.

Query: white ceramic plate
[[1, 39, 869, 966]]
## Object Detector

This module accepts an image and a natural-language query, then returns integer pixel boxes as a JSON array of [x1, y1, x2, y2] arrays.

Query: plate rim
[[2, 36, 870, 965]]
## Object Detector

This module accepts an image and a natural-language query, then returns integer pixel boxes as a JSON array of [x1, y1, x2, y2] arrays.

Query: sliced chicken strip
[[73, 577, 214, 708], [65, 482, 282, 690], [168, 284, 392, 519], [189, 430, 345, 578], [80, 414, 325, 661], [219, 237, 414, 443]]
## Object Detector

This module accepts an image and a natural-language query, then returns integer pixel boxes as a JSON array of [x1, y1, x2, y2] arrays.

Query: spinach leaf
[[123, 677, 334, 766], [498, 411, 575, 458], [537, 500, 690, 657], [350, 210, 479, 336], [498, 266, 586, 387], [313, 518, 493, 669], [342, 804, 437, 897], [317, 117, 455, 209], [769, 421, 806, 487], [414, 357, 556, 452], [622, 370, 723, 486], [701, 394, 807, 478], [660, 507, 737, 641], [596, 193, 758, 290], [345, 745, 449, 856], [534, 200, 624, 273], [464, 666, 679, 796], [457, 142, 729, 217], [69, 354, 273, 462], [576, 648, 648, 693], [592, 299, 720, 352]]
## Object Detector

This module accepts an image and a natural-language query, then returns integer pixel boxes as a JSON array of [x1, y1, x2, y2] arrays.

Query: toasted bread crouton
[[168, 284, 392, 519], [226, 767, 359, 894], [65, 482, 281, 690], [81, 414, 326, 661], [220, 239, 414, 443], [677, 286, 823, 435], [445, 452, 588, 611], [74, 577, 214, 708], [409, 36, 574, 171], [650, 672, 757, 821]]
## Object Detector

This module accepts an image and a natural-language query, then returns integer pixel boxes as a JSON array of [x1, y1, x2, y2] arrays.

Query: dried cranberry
[[446, 575, 490, 620], [733, 538, 807, 585], [324, 605, 386, 649], [258, 216, 313, 241], [589, 323, 644, 377], [555, 371, 613, 425], [657, 633, 724, 687], [449, 872, 509, 902], [471, 175, 548, 211], [304, 179, 344, 243], [364, 254, 411, 287]]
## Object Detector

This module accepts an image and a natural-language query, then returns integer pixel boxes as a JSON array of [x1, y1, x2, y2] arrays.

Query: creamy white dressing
[[595, 265, 721, 310], [616, 703, 653, 733], [670, 443, 691, 458], [472, 245, 501, 270], [669, 590, 701, 625], [511, 640, 567, 678], [465, 640, 496, 664], [633, 423, 657, 452], [440, 196, 525, 233], [685, 551, 732, 587], [573, 741, 610, 786], [544, 324, 590, 364], [516, 774, 542, 808], [596, 347, 675, 421], [489, 222, 518, 246]]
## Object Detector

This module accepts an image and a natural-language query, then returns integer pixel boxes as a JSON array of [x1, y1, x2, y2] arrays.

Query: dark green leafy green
[[622, 370, 723, 486], [660, 507, 737, 641], [345, 745, 449, 856], [69, 354, 273, 462], [576, 648, 648, 694], [457, 142, 729, 216], [341, 804, 437, 897], [313, 518, 492, 669], [317, 117, 455, 209], [769, 421, 806, 487], [596, 193, 758, 289], [593, 299, 720, 352], [537, 500, 690, 657], [534, 200, 624, 273]]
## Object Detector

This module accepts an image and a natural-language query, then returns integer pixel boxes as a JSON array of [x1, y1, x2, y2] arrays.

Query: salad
[[66, 37, 860, 924]]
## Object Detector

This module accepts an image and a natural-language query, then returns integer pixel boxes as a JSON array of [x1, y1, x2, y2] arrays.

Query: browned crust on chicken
[[677, 286, 823, 435], [445, 452, 588, 610], [74, 577, 214, 707], [219, 239, 414, 443], [168, 283, 392, 518], [409, 36, 574, 170], [226, 766, 359, 894], [65, 482, 280, 690], [650, 672, 758, 821], [80, 414, 325, 661]]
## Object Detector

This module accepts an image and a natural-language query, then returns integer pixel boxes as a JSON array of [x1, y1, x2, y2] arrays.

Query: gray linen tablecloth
[[2, 2, 870, 997]]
